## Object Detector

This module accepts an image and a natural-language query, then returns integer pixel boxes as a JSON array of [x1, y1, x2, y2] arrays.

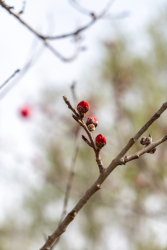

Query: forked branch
[[39, 100, 167, 250]]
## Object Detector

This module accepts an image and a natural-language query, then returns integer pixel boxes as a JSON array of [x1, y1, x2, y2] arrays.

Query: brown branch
[[115, 101, 167, 160], [0, 0, 113, 42], [40, 100, 167, 250], [119, 135, 167, 165], [82, 135, 92, 147], [44, 18, 97, 40]]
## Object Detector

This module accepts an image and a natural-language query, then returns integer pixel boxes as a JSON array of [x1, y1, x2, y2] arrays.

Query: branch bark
[[39, 100, 167, 250]]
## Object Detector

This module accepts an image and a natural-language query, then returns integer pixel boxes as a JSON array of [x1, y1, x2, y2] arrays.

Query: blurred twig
[[51, 83, 80, 249], [0, 1, 80, 62], [0, 69, 20, 90], [45, 0, 114, 40], [69, 0, 94, 16], [0, 0, 114, 61], [18, 0, 26, 15], [0, 42, 45, 100], [70, 81, 78, 104]]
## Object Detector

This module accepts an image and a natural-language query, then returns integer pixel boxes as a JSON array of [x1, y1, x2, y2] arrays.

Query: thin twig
[[52, 129, 81, 249], [0, 0, 113, 61], [114, 101, 167, 161], [63, 95, 79, 117], [46, 0, 114, 40], [0, 1, 80, 62], [119, 135, 167, 165], [0, 42, 45, 100], [70, 81, 78, 104], [63, 95, 104, 173], [18, 0, 26, 15], [69, 0, 94, 16], [0, 69, 20, 90], [82, 135, 92, 147], [51, 84, 80, 249], [40, 100, 167, 250], [43, 18, 97, 40], [100, 0, 115, 17]]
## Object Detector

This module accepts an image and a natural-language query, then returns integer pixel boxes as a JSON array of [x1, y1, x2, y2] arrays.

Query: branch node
[[96, 184, 101, 189], [69, 210, 77, 219], [48, 235, 52, 240]]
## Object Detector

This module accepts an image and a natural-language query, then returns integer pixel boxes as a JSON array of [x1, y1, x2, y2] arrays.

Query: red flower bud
[[77, 100, 89, 117], [95, 134, 106, 149], [86, 117, 98, 132], [20, 105, 32, 118]]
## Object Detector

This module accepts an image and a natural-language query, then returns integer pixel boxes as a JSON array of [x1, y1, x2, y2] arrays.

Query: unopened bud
[[77, 100, 89, 117], [140, 134, 152, 146], [86, 117, 98, 132], [95, 134, 106, 150], [148, 147, 156, 154]]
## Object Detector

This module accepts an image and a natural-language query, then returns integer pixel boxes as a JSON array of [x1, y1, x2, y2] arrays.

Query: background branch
[[0, 69, 20, 90], [0, 0, 114, 61], [51, 83, 80, 249]]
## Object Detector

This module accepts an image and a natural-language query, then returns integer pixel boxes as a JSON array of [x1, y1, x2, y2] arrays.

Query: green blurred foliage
[[1, 7, 167, 250]]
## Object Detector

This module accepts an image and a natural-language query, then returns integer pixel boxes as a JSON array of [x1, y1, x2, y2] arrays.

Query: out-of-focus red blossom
[[95, 134, 106, 149], [86, 117, 98, 132], [20, 105, 32, 118], [77, 100, 89, 116]]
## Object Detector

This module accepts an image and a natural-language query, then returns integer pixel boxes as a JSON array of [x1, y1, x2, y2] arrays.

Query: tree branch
[[119, 134, 167, 165], [0, 0, 80, 62], [40, 100, 167, 250], [0, 0, 113, 61]]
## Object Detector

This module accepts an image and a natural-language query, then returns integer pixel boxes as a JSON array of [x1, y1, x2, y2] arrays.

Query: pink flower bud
[[77, 101, 89, 117], [95, 134, 106, 149], [86, 117, 98, 132]]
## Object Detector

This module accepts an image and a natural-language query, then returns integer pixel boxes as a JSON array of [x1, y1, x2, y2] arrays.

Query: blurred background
[[1, 0, 167, 249]]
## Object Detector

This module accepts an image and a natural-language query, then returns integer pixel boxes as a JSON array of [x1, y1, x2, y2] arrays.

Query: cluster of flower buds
[[77, 100, 106, 150], [140, 134, 156, 154]]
